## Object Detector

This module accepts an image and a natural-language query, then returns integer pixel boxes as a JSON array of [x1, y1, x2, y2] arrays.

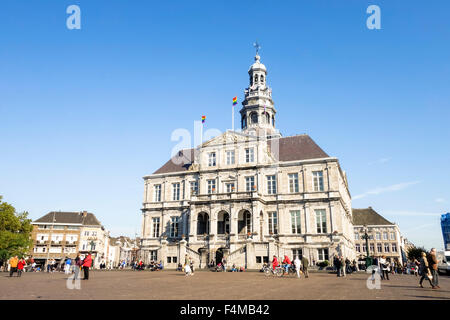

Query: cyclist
[[282, 255, 292, 274], [272, 255, 279, 270]]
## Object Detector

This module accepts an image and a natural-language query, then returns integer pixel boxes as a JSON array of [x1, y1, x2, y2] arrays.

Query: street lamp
[[361, 225, 372, 268]]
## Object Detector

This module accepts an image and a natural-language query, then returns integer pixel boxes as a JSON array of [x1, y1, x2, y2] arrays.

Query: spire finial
[[253, 41, 261, 56]]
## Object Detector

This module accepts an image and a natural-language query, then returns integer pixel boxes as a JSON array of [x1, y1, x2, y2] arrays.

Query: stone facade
[[140, 53, 355, 269]]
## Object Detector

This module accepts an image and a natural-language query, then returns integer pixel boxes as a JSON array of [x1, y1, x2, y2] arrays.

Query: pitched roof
[[352, 207, 394, 226], [152, 134, 329, 174], [34, 211, 102, 226]]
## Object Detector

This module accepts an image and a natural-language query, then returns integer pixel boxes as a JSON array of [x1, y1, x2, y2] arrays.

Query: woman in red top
[[82, 253, 92, 280], [272, 255, 279, 270], [17, 258, 26, 277]]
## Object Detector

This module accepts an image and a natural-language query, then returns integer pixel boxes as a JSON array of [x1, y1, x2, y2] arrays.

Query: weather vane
[[253, 41, 261, 55]]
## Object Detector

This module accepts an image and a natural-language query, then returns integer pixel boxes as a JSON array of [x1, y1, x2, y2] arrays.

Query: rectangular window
[[256, 256, 262, 264], [267, 175, 277, 194], [288, 173, 299, 193], [390, 232, 396, 240], [167, 257, 172, 264], [170, 216, 179, 238], [383, 232, 388, 240], [268, 212, 278, 235], [154, 184, 161, 202], [84, 231, 89, 236], [290, 210, 301, 234], [245, 176, 255, 192], [173, 256, 177, 264], [376, 232, 381, 240], [315, 209, 327, 234], [207, 179, 216, 194], [370, 243, 375, 253], [384, 243, 390, 252], [226, 183, 235, 193], [208, 152, 216, 166], [245, 148, 254, 163], [190, 181, 198, 197], [362, 243, 367, 252], [172, 183, 180, 201], [355, 244, 361, 252], [292, 249, 303, 260], [150, 250, 157, 261], [312, 171, 324, 192], [91, 231, 97, 237], [392, 243, 397, 252], [355, 233, 360, 240], [377, 243, 382, 252], [152, 217, 160, 238], [369, 234, 374, 240], [226, 150, 235, 165], [318, 248, 329, 261]]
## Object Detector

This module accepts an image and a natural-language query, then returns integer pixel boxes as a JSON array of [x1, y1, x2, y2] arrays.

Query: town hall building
[[140, 52, 356, 269]]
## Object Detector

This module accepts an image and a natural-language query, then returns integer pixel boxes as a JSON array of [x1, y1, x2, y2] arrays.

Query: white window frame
[[245, 176, 255, 192], [207, 179, 216, 194], [152, 217, 160, 238], [226, 182, 235, 193], [190, 181, 198, 197], [154, 184, 161, 202], [170, 216, 179, 238], [377, 243, 382, 252], [318, 248, 329, 261], [383, 232, 388, 240], [376, 232, 381, 240], [315, 209, 327, 234], [245, 148, 254, 163], [384, 243, 390, 252], [267, 175, 277, 194], [355, 244, 361, 252], [290, 210, 301, 234], [172, 183, 180, 201], [288, 173, 299, 193], [312, 171, 324, 192], [208, 152, 216, 167], [268, 212, 278, 234], [226, 150, 235, 165]]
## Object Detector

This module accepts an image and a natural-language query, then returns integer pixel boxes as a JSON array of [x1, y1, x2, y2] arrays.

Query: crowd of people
[[267, 254, 310, 278]]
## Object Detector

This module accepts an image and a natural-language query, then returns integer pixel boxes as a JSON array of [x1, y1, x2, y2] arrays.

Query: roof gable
[[352, 207, 394, 226]]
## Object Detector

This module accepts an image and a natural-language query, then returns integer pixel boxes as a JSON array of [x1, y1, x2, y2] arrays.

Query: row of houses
[[30, 211, 139, 269]]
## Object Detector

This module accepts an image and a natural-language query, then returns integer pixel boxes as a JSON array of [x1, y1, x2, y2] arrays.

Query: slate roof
[[152, 134, 329, 174], [352, 207, 394, 226], [33, 211, 102, 226]]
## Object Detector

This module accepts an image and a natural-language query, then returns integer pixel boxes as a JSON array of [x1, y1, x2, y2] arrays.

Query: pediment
[[201, 131, 255, 147]]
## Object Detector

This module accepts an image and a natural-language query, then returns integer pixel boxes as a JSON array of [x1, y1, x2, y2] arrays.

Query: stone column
[[160, 239, 168, 266], [268, 236, 276, 260], [246, 238, 255, 269], [179, 239, 187, 263]]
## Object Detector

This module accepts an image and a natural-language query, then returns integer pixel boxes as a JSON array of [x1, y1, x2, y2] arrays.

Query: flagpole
[[200, 122, 203, 146], [232, 105, 234, 132]]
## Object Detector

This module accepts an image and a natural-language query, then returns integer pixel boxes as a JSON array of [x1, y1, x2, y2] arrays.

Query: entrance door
[[215, 248, 224, 265]]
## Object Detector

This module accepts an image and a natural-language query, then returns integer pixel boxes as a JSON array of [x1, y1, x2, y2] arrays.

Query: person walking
[[428, 248, 440, 289], [74, 253, 82, 279], [17, 257, 26, 277], [418, 252, 433, 288], [340, 256, 346, 277], [334, 255, 341, 277], [294, 256, 302, 278], [189, 257, 194, 275], [64, 257, 72, 275], [8, 256, 19, 277], [82, 253, 92, 280], [301, 255, 309, 278]]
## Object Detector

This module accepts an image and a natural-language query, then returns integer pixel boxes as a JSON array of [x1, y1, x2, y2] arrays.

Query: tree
[[0, 196, 33, 263], [407, 246, 426, 261]]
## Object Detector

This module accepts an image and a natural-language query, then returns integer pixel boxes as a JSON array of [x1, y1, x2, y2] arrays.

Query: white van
[[438, 251, 450, 275]]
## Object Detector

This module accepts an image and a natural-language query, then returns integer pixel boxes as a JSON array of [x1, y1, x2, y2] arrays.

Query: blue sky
[[0, 0, 449, 250]]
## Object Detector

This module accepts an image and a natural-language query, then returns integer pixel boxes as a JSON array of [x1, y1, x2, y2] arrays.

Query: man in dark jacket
[[301, 256, 309, 278], [428, 248, 440, 289]]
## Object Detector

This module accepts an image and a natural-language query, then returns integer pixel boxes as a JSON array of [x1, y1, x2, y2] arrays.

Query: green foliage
[[407, 246, 426, 261], [0, 195, 33, 261], [317, 260, 329, 268]]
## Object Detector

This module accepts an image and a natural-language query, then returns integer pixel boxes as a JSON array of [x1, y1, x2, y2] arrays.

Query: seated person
[[231, 264, 237, 272]]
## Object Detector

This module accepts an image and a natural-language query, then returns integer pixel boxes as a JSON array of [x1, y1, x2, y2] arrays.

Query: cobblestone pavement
[[0, 270, 449, 300]]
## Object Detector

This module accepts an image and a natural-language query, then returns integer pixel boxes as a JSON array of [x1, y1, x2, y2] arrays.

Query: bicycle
[[263, 265, 283, 277], [281, 264, 297, 277]]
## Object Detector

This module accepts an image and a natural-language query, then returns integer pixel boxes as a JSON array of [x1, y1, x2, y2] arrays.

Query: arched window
[[242, 115, 247, 128], [260, 75, 264, 84], [265, 112, 270, 124], [250, 112, 258, 124], [272, 115, 275, 126], [254, 74, 258, 84]]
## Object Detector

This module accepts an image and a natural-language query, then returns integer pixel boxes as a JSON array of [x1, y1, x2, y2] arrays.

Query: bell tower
[[239, 43, 280, 137]]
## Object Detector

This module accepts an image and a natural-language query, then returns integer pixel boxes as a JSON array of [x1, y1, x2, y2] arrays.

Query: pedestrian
[[74, 253, 82, 279], [184, 263, 192, 276], [428, 248, 440, 289], [64, 257, 72, 275], [418, 251, 433, 288], [334, 255, 341, 277], [17, 257, 26, 277], [82, 252, 92, 280], [379, 255, 390, 280], [8, 256, 19, 277], [294, 256, 302, 278], [189, 257, 194, 275], [340, 256, 346, 277], [301, 255, 309, 278]]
